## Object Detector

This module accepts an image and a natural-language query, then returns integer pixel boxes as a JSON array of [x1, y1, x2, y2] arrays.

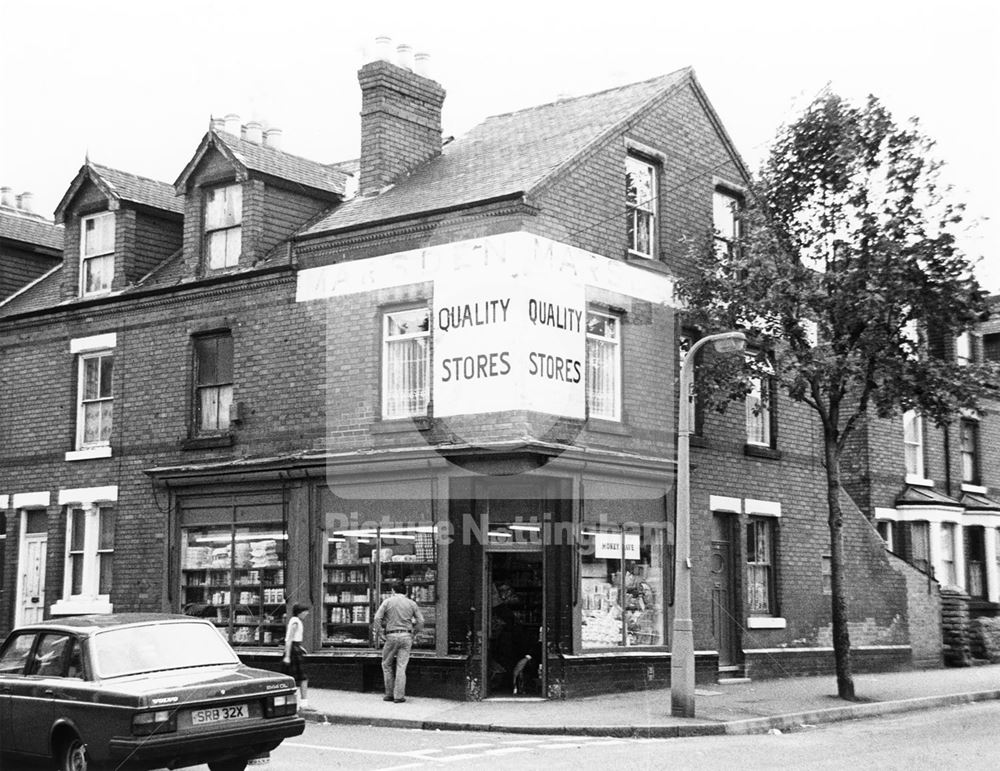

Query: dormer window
[[80, 212, 114, 296], [205, 183, 242, 269]]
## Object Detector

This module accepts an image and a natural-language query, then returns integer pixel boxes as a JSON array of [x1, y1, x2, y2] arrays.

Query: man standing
[[374, 586, 425, 703]]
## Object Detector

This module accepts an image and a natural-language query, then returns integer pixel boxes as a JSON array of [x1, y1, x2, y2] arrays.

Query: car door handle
[[43, 688, 54, 695]]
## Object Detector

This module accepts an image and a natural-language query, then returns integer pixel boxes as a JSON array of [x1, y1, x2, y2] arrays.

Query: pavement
[[299, 663, 1000, 738]]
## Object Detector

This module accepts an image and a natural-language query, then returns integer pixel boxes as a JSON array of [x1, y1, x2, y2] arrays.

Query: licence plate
[[191, 704, 249, 725]]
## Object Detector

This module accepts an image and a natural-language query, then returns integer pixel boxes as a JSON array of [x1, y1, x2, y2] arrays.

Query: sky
[[2, 0, 997, 291]]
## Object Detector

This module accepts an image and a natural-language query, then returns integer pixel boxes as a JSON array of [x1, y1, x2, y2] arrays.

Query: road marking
[[285, 742, 428, 758], [432, 753, 490, 763], [447, 743, 497, 749], [482, 747, 533, 755]]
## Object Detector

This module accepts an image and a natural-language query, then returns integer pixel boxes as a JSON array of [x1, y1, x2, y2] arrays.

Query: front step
[[717, 664, 749, 684]]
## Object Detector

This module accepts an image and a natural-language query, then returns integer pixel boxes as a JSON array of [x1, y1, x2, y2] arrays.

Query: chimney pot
[[224, 113, 241, 135], [414, 52, 432, 79], [0, 186, 14, 208], [210, 115, 226, 132], [244, 120, 264, 144], [263, 127, 283, 150], [396, 43, 414, 71], [17, 191, 33, 213], [374, 35, 393, 63]]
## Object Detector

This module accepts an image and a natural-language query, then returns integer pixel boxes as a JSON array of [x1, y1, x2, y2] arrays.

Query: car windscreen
[[92, 622, 239, 678]]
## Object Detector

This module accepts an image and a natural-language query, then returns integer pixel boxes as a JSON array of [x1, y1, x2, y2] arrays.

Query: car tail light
[[264, 693, 297, 718], [132, 710, 178, 736]]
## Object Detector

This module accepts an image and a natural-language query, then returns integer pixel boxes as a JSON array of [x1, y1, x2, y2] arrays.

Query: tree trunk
[[824, 433, 855, 700]]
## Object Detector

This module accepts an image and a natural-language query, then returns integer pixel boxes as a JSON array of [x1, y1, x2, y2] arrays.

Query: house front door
[[18, 533, 47, 626], [710, 512, 739, 670]]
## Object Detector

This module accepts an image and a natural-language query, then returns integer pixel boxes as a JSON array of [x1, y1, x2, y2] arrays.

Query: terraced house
[[0, 50, 977, 699]]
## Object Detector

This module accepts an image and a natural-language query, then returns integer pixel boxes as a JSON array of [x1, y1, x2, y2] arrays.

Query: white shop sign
[[433, 275, 586, 418], [595, 533, 641, 560]]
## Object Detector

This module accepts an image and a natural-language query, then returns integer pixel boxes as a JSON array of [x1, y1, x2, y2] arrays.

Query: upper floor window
[[955, 332, 972, 366], [625, 155, 656, 257], [902, 410, 924, 481], [712, 188, 741, 257], [586, 310, 621, 421], [77, 352, 114, 449], [194, 333, 233, 433], [960, 417, 980, 486], [382, 307, 429, 419], [205, 184, 242, 269], [745, 354, 775, 448], [746, 517, 777, 615], [80, 212, 114, 296], [984, 333, 1000, 362]]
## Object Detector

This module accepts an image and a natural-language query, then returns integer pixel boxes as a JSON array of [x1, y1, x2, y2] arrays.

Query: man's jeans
[[382, 632, 413, 700]]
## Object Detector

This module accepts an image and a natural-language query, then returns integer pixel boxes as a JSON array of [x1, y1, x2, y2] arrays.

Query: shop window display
[[580, 525, 664, 648], [181, 525, 286, 647], [324, 522, 438, 649]]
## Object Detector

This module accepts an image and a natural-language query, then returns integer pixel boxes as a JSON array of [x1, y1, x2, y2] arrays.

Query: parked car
[[0, 613, 305, 770]]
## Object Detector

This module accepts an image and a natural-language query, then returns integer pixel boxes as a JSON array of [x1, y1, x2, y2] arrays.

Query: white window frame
[[903, 410, 927, 484], [80, 211, 115, 296], [586, 309, 621, 421], [876, 519, 896, 552], [940, 522, 957, 586], [956, 332, 972, 366], [51, 487, 117, 616], [746, 516, 777, 616], [75, 350, 114, 451], [381, 307, 430, 419], [960, 417, 980, 486], [204, 183, 243, 270], [745, 366, 774, 448], [625, 155, 657, 257]]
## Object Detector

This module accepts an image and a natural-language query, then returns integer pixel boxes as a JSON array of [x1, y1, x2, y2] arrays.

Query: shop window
[[940, 522, 957, 586], [713, 188, 741, 258], [204, 183, 242, 269], [910, 521, 931, 574], [586, 310, 621, 421], [580, 524, 664, 648], [876, 520, 896, 552], [625, 155, 657, 257], [323, 521, 438, 649], [181, 523, 287, 647], [903, 410, 925, 481], [76, 351, 114, 449], [382, 307, 430, 419], [80, 211, 114, 296], [960, 418, 980, 486], [746, 517, 776, 615], [64, 505, 115, 602], [193, 333, 234, 433]]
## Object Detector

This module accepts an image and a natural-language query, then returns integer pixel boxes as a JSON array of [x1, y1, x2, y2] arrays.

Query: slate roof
[[175, 130, 349, 196], [300, 68, 692, 237], [895, 485, 964, 508], [0, 208, 64, 251], [54, 162, 182, 222], [960, 491, 1000, 512], [0, 262, 62, 316]]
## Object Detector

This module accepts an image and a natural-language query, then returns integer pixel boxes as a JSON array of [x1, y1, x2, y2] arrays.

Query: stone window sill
[[65, 446, 112, 462], [180, 433, 235, 450], [586, 418, 631, 437], [744, 444, 782, 460], [747, 616, 786, 629], [372, 416, 431, 434]]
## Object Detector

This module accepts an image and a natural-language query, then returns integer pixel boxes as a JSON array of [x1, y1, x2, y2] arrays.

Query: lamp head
[[711, 332, 747, 354]]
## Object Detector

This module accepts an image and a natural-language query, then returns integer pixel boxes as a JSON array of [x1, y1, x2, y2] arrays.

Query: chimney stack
[[264, 127, 283, 150], [17, 191, 33, 213], [0, 186, 14, 208], [224, 113, 241, 136], [244, 120, 264, 144], [358, 40, 445, 196], [210, 115, 226, 132]]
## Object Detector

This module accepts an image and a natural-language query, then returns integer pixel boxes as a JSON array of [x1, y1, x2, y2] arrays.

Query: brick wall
[[888, 552, 943, 668]]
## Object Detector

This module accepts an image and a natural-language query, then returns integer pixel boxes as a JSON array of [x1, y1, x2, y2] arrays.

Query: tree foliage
[[679, 91, 994, 698]]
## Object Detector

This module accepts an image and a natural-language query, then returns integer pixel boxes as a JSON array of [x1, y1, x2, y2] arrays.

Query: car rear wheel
[[58, 735, 92, 771], [207, 760, 249, 771]]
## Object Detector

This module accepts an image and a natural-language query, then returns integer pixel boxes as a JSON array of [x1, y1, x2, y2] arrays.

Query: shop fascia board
[[146, 440, 676, 486]]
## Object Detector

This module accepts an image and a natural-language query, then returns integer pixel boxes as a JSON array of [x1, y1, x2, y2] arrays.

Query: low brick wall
[[744, 646, 912, 679], [941, 588, 972, 667], [553, 652, 717, 699]]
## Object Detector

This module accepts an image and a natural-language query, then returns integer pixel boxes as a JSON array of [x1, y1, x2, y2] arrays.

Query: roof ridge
[[89, 161, 175, 189], [484, 68, 691, 122], [214, 130, 348, 174]]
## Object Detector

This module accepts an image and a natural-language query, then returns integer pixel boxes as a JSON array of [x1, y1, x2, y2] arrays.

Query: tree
[[679, 91, 995, 700]]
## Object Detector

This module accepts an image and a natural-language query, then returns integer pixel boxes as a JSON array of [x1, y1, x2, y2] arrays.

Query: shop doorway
[[710, 512, 739, 670], [485, 551, 544, 697]]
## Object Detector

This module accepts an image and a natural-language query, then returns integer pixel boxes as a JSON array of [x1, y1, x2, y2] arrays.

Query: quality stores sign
[[433, 275, 586, 419]]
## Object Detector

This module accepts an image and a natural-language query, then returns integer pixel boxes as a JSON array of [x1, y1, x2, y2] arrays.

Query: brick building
[[0, 50, 948, 699]]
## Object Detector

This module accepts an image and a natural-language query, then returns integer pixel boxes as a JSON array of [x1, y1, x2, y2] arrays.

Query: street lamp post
[[671, 330, 746, 718]]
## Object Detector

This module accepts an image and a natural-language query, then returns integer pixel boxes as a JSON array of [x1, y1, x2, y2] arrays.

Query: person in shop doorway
[[374, 585, 425, 703], [282, 603, 310, 710]]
